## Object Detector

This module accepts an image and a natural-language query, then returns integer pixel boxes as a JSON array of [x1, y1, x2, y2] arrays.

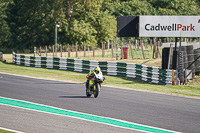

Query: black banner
[[117, 16, 139, 37]]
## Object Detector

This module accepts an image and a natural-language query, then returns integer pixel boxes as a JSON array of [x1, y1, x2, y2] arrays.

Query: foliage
[[0, 0, 11, 50], [69, 19, 97, 47], [95, 11, 117, 43], [110, 0, 157, 16], [0, 0, 200, 52], [5, 0, 65, 51], [149, 0, 200, 15]]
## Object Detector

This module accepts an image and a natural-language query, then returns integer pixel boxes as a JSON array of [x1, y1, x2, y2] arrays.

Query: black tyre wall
[[194, 48, 200, 72], [162, 48, 170, 69]]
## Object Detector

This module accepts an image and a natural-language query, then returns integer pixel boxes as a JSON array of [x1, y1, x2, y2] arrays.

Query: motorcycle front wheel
[[86, 81, 91, 97], [94, 83, 100, 98]]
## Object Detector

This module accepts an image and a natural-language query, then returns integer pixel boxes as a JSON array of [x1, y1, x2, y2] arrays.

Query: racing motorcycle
[[85, 70, 105, 98]]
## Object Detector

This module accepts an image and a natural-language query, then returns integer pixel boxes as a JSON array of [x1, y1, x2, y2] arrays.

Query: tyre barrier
[[162, 44, 200, 81], [194, 48, 200, 72], [178, 51, 184, 82], [186, 45, 194, 69], [12, 52, 176, 85], [162, 48, 170, 69], [180, 46, 188, 69], [186, 46, 195, 78]]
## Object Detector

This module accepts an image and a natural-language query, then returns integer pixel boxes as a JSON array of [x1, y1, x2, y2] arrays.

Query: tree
[[63, 0, 116, 45], [149, 0, 200, 15], [3, 0, 200, 52], [68, 19, 97, 46], [6, 0, 65, 51], [102, 0, 157, 16], [0, 0, 11, 50], [96, 11, 116, 43]]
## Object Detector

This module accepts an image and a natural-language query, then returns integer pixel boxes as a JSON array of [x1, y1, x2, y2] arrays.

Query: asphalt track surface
[[0, 73, 200, 133], [0, 104, 139, 133]]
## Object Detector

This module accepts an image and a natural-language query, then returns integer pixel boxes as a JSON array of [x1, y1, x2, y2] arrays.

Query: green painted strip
[[0, 97, 177, 133]]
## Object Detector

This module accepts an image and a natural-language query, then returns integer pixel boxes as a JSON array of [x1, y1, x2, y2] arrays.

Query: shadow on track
[[59, 96, 89, 98], [39, 82, 84, 85]]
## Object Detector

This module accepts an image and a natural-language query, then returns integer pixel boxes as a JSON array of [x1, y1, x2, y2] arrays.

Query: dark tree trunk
[[66, 0, 72, 22]]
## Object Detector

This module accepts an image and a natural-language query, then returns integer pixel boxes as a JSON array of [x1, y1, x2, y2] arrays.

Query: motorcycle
[[85, 70, 105, 98]]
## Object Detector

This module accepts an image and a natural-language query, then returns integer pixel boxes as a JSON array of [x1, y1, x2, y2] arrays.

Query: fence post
[[104, 42, 106, 57], [34, 47, 36, 56], [156, 40, 159, 58], [141, 40, 145, 60], [68, 43, 71, 57], [102, 42, 104, 57], [121, 42, 124, 59], [93, 42, 95, 57], [168, 38, 171, 43], [39, 46, 41, 56], [76, 43, 78, 57], [135, 39, 137, 49], [137, 40, 140, 50], [107, 40, 110, 49], [129, 40, 134, 60], [153, 38, 157, 59], [53, 45, 55, 57], [46, 45, 47, 57], [64, 45, 66, 57], [84, 43, 86, 57], [164, 38, 167, 43], [112, 41, 114, 58], [72, 44, 75, 56], [61, 44, 63, 57], [145, 40, 148, 49], [157, 40, 162, 58], [172, 69, 175, 85], [184, 38, 187, 42]]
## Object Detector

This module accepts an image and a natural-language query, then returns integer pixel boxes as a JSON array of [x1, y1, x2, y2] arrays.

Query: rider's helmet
[[94, 66, 101, 74]]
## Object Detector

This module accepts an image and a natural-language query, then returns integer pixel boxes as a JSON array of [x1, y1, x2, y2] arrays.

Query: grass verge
[[0, 129, 15, 133], [0, 61, 200, 98]]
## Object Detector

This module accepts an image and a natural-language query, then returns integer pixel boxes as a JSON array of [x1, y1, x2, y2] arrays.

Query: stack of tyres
[[162, 47, 180, 69], [194, 48, 200, 73], [172, 47, 179, 70], [178, 49, 184, 83], [162, 48, 170, 69], [181, 46, 188, 69], [186, 45, 195, 78]]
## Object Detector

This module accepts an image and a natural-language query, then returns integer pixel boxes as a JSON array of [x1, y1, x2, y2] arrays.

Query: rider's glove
[[86, 74, 90, 79]]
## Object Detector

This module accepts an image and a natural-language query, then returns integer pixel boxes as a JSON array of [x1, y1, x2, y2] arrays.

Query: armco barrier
[[13, 52, 176, 85]]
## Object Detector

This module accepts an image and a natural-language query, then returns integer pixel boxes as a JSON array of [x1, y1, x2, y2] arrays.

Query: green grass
[[0, 129, 15, 133]]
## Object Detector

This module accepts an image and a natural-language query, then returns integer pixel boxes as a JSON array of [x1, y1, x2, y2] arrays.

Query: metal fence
[[33, 39, 163, 60]]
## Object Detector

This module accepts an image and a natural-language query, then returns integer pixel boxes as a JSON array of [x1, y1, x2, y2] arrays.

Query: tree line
[[0, 0, 200, 52]]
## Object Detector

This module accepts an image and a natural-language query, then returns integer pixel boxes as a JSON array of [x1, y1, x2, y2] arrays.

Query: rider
[[86, 66, 105, 90]]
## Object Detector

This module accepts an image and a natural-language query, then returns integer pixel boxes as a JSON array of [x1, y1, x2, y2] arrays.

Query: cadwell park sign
[[117, 16, 200, 37], [117, 15, 200, 85], [139, 16, 200, 37]]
